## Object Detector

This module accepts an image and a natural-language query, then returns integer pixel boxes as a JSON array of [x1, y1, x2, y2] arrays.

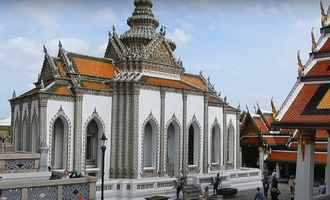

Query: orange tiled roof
[[241, 136, 260, 145], [208, 95, 222, 104], [71, 55, 117, 79], [262, 135, 289, 145], [55, 60, 66, 77], [81, 81, 108, 91], [254, 117, 268, 133], [268, 150, 326, 164], [320, 37, 330, 52], [181, 74, 207, 92], [316, 129, 329, 139], [47, 84, 72, 96], [288, 142, 327, 152], [305, 60, 330, 78], [143, 76, 200, 91], [16, 88, 40, 99], [280, 84, 330, 124]]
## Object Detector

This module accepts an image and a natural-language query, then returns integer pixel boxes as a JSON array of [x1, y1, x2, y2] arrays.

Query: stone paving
[[220, 183, 320, 200]]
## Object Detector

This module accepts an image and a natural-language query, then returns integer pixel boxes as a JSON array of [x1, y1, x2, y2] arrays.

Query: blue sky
[[0, 0, 326, 118]]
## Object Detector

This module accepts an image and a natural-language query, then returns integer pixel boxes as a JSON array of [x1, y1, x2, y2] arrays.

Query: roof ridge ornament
[[12, 90, 16, 99], [43, 45, 48, 54], [297, 50, 305, 77], [321, 1, 327, 26], [311, 28, 317, 51]]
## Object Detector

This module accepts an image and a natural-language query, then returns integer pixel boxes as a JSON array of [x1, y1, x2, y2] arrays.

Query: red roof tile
[[280, 84, 330, 124], [305, 60, 330, 78], [268, 150, 326, 164]]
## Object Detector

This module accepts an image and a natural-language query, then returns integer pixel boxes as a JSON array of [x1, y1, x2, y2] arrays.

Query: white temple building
[[9, 0, 261, 198]]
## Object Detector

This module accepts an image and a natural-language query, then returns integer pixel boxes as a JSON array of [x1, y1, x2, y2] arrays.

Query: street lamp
[[100, 133, 108, 200]]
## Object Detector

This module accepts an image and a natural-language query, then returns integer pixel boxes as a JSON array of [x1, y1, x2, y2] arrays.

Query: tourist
[[288, 175, 295, 199], [213, 173, 221, 196], [262, 175, 269, 198], [319, 179, 326, 194], [270, 186, 280, 200], [175, 176, 184, 199], [203, 186, 209, 200], [254, 187, 264, 200], [271, 172, 278, 188]]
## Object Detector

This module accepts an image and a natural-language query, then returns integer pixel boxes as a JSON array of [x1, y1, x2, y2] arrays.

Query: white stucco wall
[[226, 113, 238, 168], [138, 89, 161, 177], [164, 91, 183, 171], [186, 94, 204, 173], [82, 94, 112, 178], [208, 106, 224, 168], [47, 100, 74, 169]]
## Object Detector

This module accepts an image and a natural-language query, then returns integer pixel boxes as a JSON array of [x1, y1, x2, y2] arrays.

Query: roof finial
[[311, 28, 317, 51], [297, 50, 305, 76], [108, 31, 112, 38], [112, 25, 116, 35], [12, 90, 16, 98], [43, 45, 48, 54], [321, 1, 327, 26], [58, 40, 63, 49], [246, 105, 250, 113], [271, 97, 277, 118]]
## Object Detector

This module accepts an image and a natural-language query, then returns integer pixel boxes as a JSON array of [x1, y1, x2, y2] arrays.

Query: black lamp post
[[100, 133, 108, 200]]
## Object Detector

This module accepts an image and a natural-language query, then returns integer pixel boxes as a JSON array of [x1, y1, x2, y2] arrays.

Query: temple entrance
[[166, 122, 179, 177], [188, 123, 200, 166], [52, 118, 65, 169], [86, 119, 99, 168]]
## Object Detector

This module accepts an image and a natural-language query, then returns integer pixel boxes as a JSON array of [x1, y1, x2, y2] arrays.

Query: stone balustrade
[[0, 143, 14, 153], [0, 153, 40, 173], [314, 194, 330, 200], [0, 176, 96, 200]]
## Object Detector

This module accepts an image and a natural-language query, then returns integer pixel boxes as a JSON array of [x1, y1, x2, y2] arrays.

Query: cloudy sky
[[0, 0, 326, 118]]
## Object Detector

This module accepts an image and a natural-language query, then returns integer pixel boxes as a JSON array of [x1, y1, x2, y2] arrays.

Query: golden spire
[[297, 50, 305, 76], [311, 28, 317, 51]]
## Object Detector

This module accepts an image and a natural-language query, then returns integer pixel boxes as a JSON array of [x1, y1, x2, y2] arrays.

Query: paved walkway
[[221, 183, 320, 200]]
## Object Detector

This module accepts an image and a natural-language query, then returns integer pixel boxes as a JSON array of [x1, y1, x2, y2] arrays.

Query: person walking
[[203, 186, 209, 200], [254, 187, 264, 200], [319, 179, 326, 195], [288, 175, 295, 200], [263, 175, 269, 198], [213, 173, 221, 196], [270, 185, 280, 200]]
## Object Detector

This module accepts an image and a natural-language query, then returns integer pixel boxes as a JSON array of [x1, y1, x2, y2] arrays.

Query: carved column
[[39, 96, 48, 172], [110, 82, 118, 178], [258, 147, 264, 176], [132, 83, 140, 178], [160, 88, 165, 176], [73, 95, 83, 174], [203, 94, 209, 174], [236, 111, 241, 169], [117, 83, 124, 177], [326, 131, 330, 194], [182, 91, 187, 175], [124, 83, 130, 178], [295, 130, 315, 200]]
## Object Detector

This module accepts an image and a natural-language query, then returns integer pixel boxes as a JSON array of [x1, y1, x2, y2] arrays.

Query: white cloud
[[167, 28, 192, 46]]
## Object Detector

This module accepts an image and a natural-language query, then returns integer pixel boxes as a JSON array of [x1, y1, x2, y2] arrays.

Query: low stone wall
[[0, 143, 14, 153], [0, 153, 40, 173], [314, 194, 330, 200], [0, 176, 96, 200]]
